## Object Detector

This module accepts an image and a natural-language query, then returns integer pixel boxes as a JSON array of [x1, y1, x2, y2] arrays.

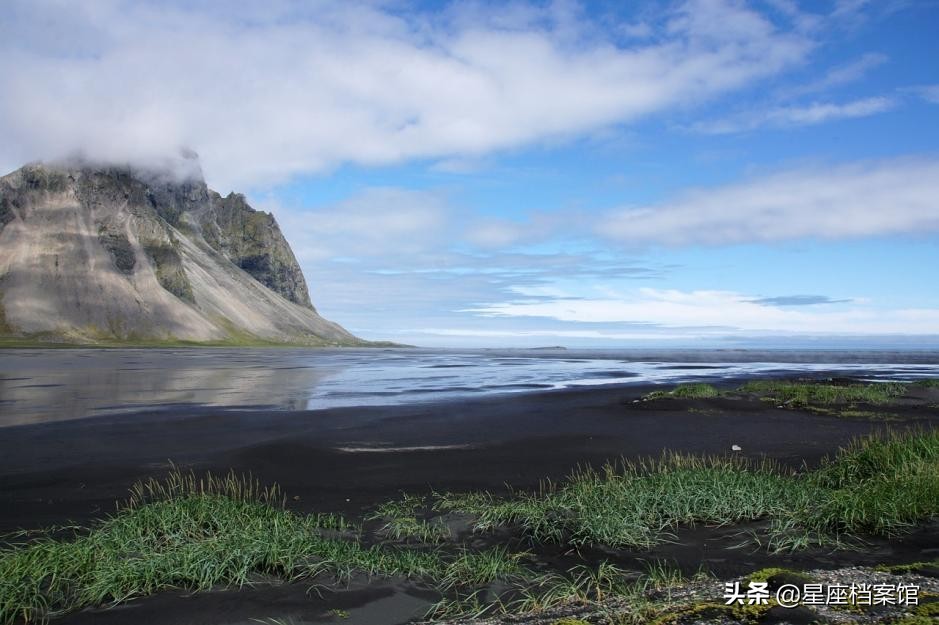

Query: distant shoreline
[[0, 336, 410, 349]]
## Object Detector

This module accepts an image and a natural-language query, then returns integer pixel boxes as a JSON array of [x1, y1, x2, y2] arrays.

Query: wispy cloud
[[463, 214, 571, 249], [0, 0, 812, 190], [764, 0, 825, 33], [470, 287, 939, 336], [278, 188, 451, 262], [601, 157, 939, 246], [749, 295, 852, 307], [691, 96, 896, 134], [831, 0, 872, 24], [907, 84, 939, 104], [781, 52, 888, 98]]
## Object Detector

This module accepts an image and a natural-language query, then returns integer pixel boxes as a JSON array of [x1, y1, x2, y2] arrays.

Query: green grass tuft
[[739, 380, 907, 406], [670, 383, 720, 399], [440, 546, 529, 590], [368, 494, 450, 542], [643, 383, 719, 401], [639, 559, 685, 591], [437, 453, 800, 549], [0, 470, 439, 624], [436, 430, 939, 553], [767, 429, 939, 549]]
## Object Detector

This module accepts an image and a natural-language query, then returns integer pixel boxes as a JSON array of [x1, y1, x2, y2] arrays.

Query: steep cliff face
[[0, 159, 358, 345], [201, 192, 313, 309]]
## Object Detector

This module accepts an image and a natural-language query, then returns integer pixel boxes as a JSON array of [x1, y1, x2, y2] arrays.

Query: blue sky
[[2, 0, 939, 346]]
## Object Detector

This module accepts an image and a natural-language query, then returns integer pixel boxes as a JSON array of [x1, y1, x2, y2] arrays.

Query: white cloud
[[601, 157, 939, 246], [773, 96, 895, 123], [910, 84, 939, 104], [692, 96, 896, 134], [275, 188, 450, 261], [764, 0, 824, 33], [470, 287, 939, 335], [782, 52, 888, 98], [0, 0, 811, 190], [464, 220, 530, 249], [831, 0, 871, 23], [463, 213, 570, 249]]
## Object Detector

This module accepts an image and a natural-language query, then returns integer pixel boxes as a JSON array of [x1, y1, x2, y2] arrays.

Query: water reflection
[[0, 349, 338, 426], [2, 347, 939, 426]]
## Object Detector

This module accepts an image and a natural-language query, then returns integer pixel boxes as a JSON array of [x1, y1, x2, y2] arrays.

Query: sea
[[2, 347, 939, 426]]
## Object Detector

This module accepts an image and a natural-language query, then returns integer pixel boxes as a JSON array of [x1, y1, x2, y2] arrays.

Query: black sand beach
[[2, 377, 938, 624], [2, 381, 927, 532]]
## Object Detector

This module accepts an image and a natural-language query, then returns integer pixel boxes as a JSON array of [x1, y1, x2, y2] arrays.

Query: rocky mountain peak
[[0, 159, 353, 345]]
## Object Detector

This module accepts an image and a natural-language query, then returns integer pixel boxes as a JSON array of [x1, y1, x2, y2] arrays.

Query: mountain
[[0, 156, 361, 345]]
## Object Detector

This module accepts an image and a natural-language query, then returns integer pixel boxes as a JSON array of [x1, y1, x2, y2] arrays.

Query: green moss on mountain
[[98, 228, 136, 274], [142, 238, 194, 304]]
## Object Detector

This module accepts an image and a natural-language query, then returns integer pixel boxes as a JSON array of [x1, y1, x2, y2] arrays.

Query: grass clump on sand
[[439, 546, 529, 590], [642, 378, 924, 420], [436, 453, 801, 549], [768, 428, 939, 550], [0, 470, 445, 625], [643, 383, 720, 401], [738, 380, 907, 406], [671, 383, 720, 399], [368, 493, 450, 543], [436, 429, 939, 552]]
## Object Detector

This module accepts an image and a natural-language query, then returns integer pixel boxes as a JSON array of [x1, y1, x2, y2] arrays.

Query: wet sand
[[1, 380, 937, 624], [2, 380, 924, 530]]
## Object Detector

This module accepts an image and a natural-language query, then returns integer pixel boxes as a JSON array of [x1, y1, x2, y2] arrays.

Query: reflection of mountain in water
[[0, 349, 337, 426]]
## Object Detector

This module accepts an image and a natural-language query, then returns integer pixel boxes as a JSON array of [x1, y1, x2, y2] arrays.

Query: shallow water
[[2, 347, 939, 426]]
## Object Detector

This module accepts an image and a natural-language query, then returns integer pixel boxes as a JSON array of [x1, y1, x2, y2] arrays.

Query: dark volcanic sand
[[2, 381, 938, 624]]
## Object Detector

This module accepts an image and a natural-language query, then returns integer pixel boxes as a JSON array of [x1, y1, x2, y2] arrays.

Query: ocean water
[[2, 347, 939, 426]]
